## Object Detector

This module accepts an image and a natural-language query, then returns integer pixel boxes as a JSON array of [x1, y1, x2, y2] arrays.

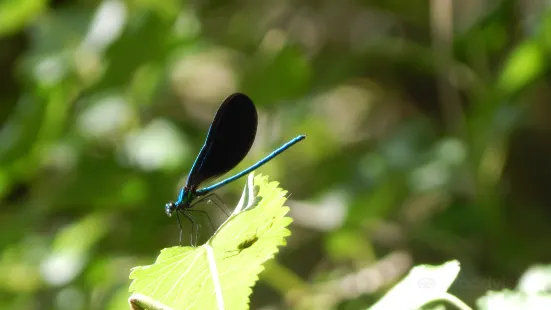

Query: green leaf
[[497, 40, 546, 95], [369, 260, 467, 310], [518, 264, 551, 294], [477, 290, 551, 310], [0, 0, 47, 37], [129, 173, 293, 310]]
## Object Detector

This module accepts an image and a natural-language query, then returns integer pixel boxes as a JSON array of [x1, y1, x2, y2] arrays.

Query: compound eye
[[165, 202, 176, 217]]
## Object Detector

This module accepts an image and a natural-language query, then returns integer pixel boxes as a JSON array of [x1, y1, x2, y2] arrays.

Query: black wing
[[185, 93, 258, 189]]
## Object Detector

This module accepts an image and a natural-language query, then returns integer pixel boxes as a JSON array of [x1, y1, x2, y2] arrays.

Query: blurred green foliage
[[2, 0, 551, 309]]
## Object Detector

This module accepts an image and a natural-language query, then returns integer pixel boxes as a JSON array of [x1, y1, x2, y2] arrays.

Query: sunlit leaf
[[129, 173, 292, 310], [369, 260, 462, 310], [518, 265, 551, 294], [477, 290, 551, 310]]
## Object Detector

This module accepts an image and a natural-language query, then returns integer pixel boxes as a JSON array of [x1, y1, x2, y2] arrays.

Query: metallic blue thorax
[[175, 188, 196, 209]]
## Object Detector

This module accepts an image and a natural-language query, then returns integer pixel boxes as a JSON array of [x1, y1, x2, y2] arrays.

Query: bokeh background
[[1, 0, 551, 309]]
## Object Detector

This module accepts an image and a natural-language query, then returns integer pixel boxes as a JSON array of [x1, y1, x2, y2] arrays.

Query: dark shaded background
[[1, 0, 551, 309]]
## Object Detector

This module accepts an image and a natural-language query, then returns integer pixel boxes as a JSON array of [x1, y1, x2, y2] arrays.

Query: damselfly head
[[165, 202, 177, 217]]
